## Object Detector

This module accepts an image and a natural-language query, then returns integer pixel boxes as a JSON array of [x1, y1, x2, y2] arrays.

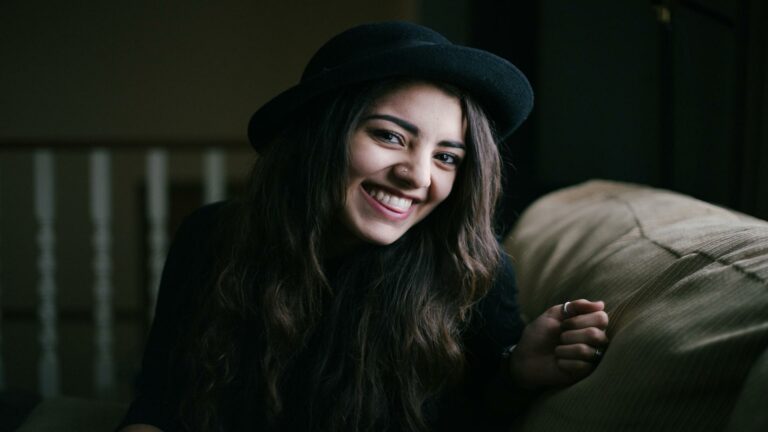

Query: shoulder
[[159, 201, 237, 305], [175, 201, 232, 239], [168, 201, 237, 255]]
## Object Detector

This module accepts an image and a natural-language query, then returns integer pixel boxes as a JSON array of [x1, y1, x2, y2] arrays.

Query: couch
[[504, 180, 767, 431], [16, 180, 768, 431]]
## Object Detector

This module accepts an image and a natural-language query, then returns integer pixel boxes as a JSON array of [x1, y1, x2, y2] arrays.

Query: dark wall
[[470, 1, 540, 234], [470, 0, 768, 224]]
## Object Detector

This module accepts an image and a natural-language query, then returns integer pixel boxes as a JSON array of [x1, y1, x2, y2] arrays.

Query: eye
[[435, 152, 462, 166], [370, 129, 404, 146]]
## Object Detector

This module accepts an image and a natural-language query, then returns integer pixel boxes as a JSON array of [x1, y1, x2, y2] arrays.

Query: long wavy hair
[[179, 79, 503, 431]]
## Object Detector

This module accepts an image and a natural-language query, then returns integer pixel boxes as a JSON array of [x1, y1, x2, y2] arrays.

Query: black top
[[118, 203, 525, 431]]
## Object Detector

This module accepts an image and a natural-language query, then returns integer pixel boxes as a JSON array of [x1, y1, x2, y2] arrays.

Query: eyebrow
[[361, 113, 466, 150]]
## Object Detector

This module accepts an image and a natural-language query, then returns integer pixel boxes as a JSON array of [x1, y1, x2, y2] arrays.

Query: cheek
[[429, 171, 458, 205], [347, 145, 384, 180]]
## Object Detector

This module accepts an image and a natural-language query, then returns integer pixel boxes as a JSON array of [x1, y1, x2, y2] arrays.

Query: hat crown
[[301, 21, 451, 82], [249, 21, 533, 149]]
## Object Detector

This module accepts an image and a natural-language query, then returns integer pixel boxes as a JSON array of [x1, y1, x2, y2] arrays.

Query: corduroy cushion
[[504, 180, 768, 431]]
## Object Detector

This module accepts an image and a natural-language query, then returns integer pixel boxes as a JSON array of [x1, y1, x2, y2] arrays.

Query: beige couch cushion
[[504, 180, 768, 432]]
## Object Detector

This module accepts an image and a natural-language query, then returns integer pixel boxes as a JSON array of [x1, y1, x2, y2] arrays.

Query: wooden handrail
[[0, 139, 249, 151]]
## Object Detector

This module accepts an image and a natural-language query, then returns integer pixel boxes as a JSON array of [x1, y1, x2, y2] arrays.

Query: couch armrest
[[505, 180, 768, 431]]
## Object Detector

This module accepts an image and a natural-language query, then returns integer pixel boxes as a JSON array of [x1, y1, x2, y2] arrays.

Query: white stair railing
[[1, 143, 238, 398]]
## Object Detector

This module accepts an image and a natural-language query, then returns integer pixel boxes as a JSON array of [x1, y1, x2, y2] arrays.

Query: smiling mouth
[[364, 185, 413, 211], [361, 184, 417, 220]]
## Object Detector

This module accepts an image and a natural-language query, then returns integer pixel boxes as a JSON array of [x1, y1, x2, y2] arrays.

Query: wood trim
[[1, 306, 145, 322], [0, 139, 248, 151]]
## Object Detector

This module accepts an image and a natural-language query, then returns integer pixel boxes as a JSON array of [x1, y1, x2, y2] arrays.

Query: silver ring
[[594, 347, 603, 362], [562, 301, 572, 318]]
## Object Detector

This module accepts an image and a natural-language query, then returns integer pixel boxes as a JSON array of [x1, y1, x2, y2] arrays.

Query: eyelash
[[371, 129, 404, 145], [370, 128, 462, 166], [435, 153, 461, 166]]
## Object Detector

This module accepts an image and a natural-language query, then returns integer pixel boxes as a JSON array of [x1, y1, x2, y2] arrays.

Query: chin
[[356, 229, 404, 246], [346, 220, 408, 246]]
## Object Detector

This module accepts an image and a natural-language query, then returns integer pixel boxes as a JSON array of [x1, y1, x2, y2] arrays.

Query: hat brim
[[248, 44, 533, 149]]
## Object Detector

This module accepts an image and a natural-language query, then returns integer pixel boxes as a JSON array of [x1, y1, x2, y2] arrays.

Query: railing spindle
[[34, 150, 59, 397], [0, 188, 4, 390], [91, 149, 114, 395], [146, 149, 168, 321], [203, 148, 226, 204]]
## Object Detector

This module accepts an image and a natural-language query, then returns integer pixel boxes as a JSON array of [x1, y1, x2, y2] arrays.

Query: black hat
[[247, 21, 533, 150]]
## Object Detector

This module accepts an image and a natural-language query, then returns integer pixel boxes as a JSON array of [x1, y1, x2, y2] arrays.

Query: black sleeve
[[473, 251, 525, 354], [117, 203, 223, 431], [464, 250, 525, 386], [435, 251, 526, 431]]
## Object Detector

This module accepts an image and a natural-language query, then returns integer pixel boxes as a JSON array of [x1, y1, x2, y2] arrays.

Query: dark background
[[454, 0, 767, 232]]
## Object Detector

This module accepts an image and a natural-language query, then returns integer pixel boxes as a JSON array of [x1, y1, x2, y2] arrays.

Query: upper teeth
[[368, 187, 413, 210]]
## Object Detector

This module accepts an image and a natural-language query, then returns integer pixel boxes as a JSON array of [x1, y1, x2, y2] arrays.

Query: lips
[[361, 184, 416, 220], [366, 185, 412, 210]]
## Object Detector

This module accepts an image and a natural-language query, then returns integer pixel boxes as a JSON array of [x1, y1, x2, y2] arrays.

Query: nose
[[393, 152, 431, 189]]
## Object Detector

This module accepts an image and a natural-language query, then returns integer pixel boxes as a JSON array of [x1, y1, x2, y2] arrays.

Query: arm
[[117, 204, 224, 431], [449, 255, 609, 423], [482, 299, 608, 420], [508, 299, 609, 389]]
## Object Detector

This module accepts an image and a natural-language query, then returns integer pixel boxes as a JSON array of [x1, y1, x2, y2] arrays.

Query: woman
[[119, 22, 609, 432]]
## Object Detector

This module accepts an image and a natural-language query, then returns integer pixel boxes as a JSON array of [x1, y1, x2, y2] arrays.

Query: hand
[[508, 299, 609, 389]]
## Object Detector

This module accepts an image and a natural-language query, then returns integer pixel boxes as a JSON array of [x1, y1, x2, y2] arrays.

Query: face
[[339, 81, 466, 247]]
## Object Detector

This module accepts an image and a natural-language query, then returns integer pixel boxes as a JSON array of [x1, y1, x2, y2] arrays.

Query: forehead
[[366, 81, 461, 110], [363, 81, 466, 135]]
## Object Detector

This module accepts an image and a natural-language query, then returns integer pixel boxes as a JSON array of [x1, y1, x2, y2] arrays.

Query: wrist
[[504, 344, 538, 390]]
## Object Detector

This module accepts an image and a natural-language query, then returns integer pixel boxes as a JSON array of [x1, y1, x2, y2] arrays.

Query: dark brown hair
[[180, 79, 502, 431]]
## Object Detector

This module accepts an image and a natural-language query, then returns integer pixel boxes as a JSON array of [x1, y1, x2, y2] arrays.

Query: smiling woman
[[341, 81, 467, 247], [117, 22, 609, 432]]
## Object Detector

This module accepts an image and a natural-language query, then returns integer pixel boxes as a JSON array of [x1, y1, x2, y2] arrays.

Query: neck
[[321, 222, 365, 264]]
